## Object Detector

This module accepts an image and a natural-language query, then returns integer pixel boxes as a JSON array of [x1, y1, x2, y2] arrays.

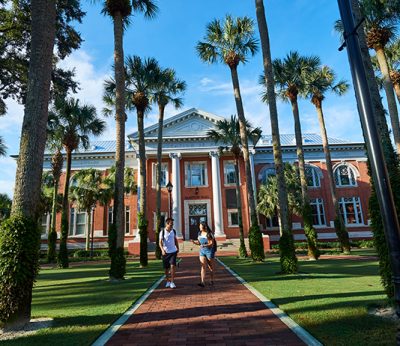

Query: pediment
[[128, 108, 225, 140]]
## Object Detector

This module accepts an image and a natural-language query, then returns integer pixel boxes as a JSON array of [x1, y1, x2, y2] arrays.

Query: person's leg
[[199, 256, 206, 286], [170, 264, 176, 283], [209, 258, 215, 284]]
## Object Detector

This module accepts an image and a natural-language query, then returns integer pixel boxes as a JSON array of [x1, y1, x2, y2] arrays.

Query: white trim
[[223, 160, 238, 186], [151, 162, 168, 189], [227, 209, 239, 227], [184, 161, 208, 187], [184, 199, 212, 240], [92, 274, 166, 346], [217, 259, 323, 346]]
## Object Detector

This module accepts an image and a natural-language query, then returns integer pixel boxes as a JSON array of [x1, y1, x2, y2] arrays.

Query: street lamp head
[[166, 181, 173, 193]]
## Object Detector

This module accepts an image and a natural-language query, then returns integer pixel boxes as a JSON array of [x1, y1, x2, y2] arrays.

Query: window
[[266, 215, 279, 228], [107, 206, 113, 232], [125, 206, 130, 234], [258, 166, 276, 184], [224, 161, 237, 185], [185, 162, 208, 187], [40, 214, 50, 234], [69, 207, 86, 236], [310, 198, 326, 226], [339, 197, 363, 225], [305, 165, 320, 188], [228, 209, 239, 227], [153, 212, 168, 230], [335, 164, 356, 187], [152, 162, 168, 188]]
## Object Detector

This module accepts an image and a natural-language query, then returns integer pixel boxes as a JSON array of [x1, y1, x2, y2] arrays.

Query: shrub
[[138, 212, 148, 267], [279, 232, 297, 274], [0, 215, 41, 325], [248, 225, 264, 261], [58, 213, 69, 268]]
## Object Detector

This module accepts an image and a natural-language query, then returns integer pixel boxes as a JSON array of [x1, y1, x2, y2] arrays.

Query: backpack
[[162, 228, 176, 240]]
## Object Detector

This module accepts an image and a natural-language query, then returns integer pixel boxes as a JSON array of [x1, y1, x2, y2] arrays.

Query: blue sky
[[0, 0, 367, 197]]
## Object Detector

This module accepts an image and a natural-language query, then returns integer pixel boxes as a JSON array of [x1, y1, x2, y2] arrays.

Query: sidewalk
[[106, 256, 307, 346]]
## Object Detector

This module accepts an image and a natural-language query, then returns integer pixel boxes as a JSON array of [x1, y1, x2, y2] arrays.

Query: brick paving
[[107, 256, 306, 346]]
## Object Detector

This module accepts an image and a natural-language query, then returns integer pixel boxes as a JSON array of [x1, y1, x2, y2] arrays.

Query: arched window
[[305, 165, 321, 188], [334, 164, 357, 187], [258, 166, 276, 184]]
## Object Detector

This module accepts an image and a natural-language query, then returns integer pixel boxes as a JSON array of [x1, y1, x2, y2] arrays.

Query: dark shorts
[[162, 251, 178, 269]]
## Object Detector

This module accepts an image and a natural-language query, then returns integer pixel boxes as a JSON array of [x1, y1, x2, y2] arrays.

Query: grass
[[220, 252, 397, 346], [1, 260, 163, 346]]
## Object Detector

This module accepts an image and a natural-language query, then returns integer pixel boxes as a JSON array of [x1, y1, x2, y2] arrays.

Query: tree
[[1, 0, 57, 330], [0, 136, 6, 156], [339, 0, 400, 152], [257, 163, 303, 227], [0, 193, 11, 220], [47, 98, 105, 268], [151, 67, 186, 259], [196, 15, 264, 261], [254, 0, 296, 272], [69, 169, 103, 251], [262, 51, 320, 260], [0, 0, 83, 115], [207, 116, 262, 258], [45, 131, 64, 263], [100, 0, 158, 278], [304, 65, 351, 253]]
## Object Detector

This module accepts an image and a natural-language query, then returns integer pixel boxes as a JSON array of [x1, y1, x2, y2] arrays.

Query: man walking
[[159, 217, 179, 288]]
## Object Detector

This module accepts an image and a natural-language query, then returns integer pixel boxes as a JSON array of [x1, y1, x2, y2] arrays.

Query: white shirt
[[160, 228, 178, 253]]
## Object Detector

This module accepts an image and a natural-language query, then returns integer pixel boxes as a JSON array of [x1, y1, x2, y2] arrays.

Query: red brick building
[[41, 108, 372, 251]]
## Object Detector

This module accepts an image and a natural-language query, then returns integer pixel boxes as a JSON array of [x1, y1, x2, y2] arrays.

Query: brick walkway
[[107, 256, 306, 346]]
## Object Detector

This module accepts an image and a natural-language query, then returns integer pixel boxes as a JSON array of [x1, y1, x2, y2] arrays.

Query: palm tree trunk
[[155, 104, 165, 260], [137, 109, 148, 267], [229, 67, 258, 227], [59, 148, 72, 268], [47, 178, 58, 262], [291, 99, 319, 260], [393, 82, 400, 105], [4, 1, 56, 326], [234, 156, 247, 258], [375, 48, 400, 153], [255, 0, 295, 270], [112, 12, 126, 252], [314, 101, 350, 253]]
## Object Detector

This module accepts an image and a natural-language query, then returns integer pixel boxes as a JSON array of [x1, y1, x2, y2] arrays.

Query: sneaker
[[170, 282, 176, 289], [197, 282, 205, 288], [165, 281, 171, 288]]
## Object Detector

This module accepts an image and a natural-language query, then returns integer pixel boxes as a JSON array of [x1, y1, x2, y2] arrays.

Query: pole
[[168, 191, 172, 218], [337, 0, 400, 332]]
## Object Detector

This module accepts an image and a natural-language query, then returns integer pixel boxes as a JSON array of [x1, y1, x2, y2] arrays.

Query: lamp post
[[337, 0, 400, 334], [166, 181, 173, 218]]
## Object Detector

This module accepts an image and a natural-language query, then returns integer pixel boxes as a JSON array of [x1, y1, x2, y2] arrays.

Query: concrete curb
[[217, 258, 322, 346]]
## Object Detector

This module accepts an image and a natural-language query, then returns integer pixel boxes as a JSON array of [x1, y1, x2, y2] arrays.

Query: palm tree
[[151, 67, 186, 260], [262, 51, 320, 260], [1, 0, 57, 329], [207, 116, 262, 258], [254, 0, 296, 272], [357, 0, 400, 152], [304, 66, 351, 253], [69, 169, 103, 251], [106, 55, 160, 267], [45, 131, 64, 263], [257, 163, 303, 226], [0, 136, 6, 156], [196, 15, 264, 261], [48, 97, 106, 268], [100, 0, 158, 279]]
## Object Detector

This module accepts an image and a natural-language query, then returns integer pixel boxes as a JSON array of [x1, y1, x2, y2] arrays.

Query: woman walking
[[192, 221, 216, 287]]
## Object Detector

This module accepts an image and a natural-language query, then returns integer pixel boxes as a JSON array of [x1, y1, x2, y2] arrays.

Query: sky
[[0, 0, 368, 197]]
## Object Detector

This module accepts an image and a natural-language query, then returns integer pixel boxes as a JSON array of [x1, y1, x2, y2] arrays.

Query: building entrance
[[188, 203, 207, 240]]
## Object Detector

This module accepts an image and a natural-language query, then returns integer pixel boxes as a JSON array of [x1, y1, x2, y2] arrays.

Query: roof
[[256, 134, 351, 147], [43, 140, 134, 156]]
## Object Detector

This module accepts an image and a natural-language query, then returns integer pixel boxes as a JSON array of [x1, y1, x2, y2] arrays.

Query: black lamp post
[[166, 181, 173, 218], [337, 0, 400, 331]]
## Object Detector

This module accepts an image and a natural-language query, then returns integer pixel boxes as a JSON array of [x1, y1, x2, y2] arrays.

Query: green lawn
[[1, 261, 163, 346], [220, 254, 397, 346]]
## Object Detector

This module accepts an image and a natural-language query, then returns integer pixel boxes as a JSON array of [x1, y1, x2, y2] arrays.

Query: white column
[[169, 153, 183, 238], [133, 155, 141, 242], [210, 151, 225, 237], [249, 149, 257, 206]]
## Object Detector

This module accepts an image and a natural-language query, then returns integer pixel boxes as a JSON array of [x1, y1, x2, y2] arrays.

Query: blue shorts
[[200, 248, 215, 259]]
